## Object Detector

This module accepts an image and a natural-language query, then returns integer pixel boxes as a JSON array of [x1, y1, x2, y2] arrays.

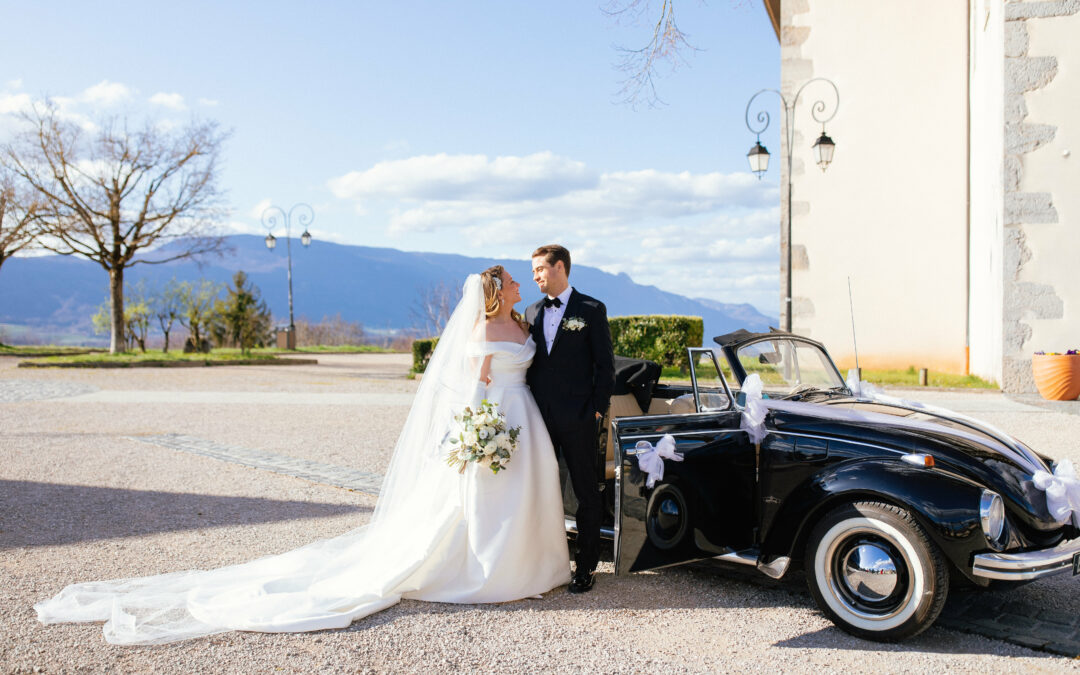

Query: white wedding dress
[[35, 276, 570, 645]]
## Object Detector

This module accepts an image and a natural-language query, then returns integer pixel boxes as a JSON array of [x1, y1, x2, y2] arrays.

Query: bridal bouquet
[[445, 399, 520, 474]]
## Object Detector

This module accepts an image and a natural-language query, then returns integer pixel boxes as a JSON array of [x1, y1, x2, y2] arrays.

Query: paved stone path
[[127, 429, 1080, 659], [127, 434, 384, 495], [0, 379, 98, 402], [937, 594, 1080, 658], [78, 390, 416, 405]]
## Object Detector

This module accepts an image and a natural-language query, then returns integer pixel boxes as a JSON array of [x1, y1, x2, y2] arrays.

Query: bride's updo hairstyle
[[481, 265, 527, 330]]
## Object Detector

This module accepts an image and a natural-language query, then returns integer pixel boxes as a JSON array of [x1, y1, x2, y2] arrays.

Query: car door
[[612, 349, 757, 575]]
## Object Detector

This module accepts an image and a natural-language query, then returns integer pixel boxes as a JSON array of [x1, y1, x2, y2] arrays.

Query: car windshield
[[733, 339, 845, 396]]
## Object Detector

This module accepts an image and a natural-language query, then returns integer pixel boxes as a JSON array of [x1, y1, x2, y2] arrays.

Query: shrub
[[212, 271, 273, 354], [412, 337, 439, 373], [609, 315, 704, 372], [294, 314, 365, 346]]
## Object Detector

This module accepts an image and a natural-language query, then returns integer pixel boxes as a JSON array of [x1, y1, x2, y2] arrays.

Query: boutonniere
[[561, 317, 586, 332]]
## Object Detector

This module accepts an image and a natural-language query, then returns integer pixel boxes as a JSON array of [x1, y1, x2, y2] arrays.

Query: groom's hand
[[595, 412, 602, 420]]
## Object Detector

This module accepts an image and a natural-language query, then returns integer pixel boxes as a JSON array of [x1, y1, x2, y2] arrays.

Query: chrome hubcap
[[840, 543, 898, 602], [824, 529, 913, 620]]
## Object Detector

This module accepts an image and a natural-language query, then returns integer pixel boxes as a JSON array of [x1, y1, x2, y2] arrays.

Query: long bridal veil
[[36, 276, 488, 645]]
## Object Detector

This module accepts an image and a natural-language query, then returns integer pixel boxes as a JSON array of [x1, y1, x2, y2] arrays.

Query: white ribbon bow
[[1033, 458, 1080, 528], [846, 369, 883, 400], [740, 373, 769, 445], [634, 434, 683, 488]]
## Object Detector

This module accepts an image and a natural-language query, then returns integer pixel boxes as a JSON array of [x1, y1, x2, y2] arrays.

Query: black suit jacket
[[525, 289, 615, 428]]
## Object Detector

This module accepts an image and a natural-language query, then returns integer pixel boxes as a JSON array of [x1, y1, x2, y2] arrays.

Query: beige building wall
[[786, 0, 970, 372], [968, 0, 1005, 383], [1003, 6, 1080, 388]]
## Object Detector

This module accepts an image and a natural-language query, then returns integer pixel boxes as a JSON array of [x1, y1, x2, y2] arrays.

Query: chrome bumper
[[972, 537, 1080, 581]]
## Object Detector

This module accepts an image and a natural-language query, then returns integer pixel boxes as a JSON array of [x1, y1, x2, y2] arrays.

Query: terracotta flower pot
[[1032, 354, 1080, 401]]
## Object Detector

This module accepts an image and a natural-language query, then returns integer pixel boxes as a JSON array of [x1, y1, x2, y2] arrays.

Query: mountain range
[[0, 235, 777, 345]]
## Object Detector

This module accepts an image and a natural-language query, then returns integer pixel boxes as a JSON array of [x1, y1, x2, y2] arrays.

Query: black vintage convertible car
[[562, 330, 1080, 641]]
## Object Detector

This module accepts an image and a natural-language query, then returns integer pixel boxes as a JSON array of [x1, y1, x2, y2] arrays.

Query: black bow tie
[[543, 297, 562, 309]]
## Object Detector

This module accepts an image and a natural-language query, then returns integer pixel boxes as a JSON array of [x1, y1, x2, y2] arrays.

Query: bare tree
[[294, 314, 366, 347], [0, 169, 41, 272], [410, 281, 461, 337], [604, 0, 699, 108], [2, 101, 229, 353], [153, 277, 184, 353], [177, 279, 222, 353]]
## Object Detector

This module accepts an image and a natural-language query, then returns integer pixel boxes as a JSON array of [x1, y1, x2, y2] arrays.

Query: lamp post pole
[[745, 78, 839, 333], [262, 203, 314, 349]]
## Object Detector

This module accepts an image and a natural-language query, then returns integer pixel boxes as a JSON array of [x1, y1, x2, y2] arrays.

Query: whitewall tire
[[805, 501, 948, 642]]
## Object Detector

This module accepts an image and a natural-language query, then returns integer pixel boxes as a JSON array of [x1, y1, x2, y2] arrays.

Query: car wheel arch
[[760, 463, 985, 580]]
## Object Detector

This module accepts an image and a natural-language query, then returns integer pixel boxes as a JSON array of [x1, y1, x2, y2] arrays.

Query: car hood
[[762, 393, 1061, 538]]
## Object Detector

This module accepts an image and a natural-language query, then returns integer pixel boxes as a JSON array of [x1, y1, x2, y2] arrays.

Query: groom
[[525, 244, 615, 594]]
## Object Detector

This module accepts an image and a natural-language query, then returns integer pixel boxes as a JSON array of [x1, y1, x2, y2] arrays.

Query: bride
[[35, 266, 571, 645]]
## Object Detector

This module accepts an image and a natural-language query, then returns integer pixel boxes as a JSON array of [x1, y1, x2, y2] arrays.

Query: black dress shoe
[[568, 572, 595, 594]]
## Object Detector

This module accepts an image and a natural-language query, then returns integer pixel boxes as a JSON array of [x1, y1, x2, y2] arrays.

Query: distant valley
[[0, 235, 777, 345]]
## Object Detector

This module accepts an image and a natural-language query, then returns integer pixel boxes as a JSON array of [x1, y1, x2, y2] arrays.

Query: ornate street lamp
[[261, 203, 314, 349], [745, 77, 839, 332], [812, 131, 836, 171], [747, 140, 770, 179]]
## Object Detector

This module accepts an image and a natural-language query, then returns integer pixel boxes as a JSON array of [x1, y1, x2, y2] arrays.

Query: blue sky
[[1, 1, 780, 313]]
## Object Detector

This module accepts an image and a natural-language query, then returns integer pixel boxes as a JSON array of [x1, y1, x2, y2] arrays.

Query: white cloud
[[149, 92, 186, 110], [327, 151, 781, 312], [249, 198, 274, 219], [197, 97, 219, 107], [0, 92, 32, 115], [81, 80, 132, 105], [329, 151, 597, 202], [221, 220, 267, 236], [6, 78, 22, 90]]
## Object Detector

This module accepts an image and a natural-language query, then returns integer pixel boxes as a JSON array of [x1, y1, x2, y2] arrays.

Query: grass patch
[[855, 368, 998, 389], [251, 344, 397, 354], [0, 344, 104, 357], [20, 349, 293, 368]]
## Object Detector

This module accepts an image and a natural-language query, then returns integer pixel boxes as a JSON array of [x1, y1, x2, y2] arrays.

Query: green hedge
[[411, 337, 439, 373], [609, 315, 704, 372], [414, 314, 703, 374]]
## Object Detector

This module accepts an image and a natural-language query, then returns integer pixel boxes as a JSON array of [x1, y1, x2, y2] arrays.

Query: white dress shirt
[[543, 286, 573, 354]]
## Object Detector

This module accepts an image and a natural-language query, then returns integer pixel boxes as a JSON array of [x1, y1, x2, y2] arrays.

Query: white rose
[[464, 430, 479, 447], [483, 441, 497, 456], [478, 428, 490, 440]]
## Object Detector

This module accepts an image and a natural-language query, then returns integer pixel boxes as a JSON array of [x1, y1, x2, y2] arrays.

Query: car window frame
[[688, 347, 736, 413], [724, 336, 849, 395]]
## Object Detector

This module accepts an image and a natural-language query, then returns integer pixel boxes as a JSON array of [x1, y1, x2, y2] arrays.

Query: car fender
[[760, 458, 987, 580]]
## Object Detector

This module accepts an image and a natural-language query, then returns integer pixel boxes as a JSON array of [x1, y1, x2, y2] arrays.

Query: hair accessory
[[492, 277, 503, 290]]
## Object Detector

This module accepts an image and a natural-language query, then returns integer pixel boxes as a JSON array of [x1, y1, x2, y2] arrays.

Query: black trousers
[[545, 410, 601, 574]]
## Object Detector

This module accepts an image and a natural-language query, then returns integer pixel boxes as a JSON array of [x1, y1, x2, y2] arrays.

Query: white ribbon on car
[[846, 370, 882, 400], [843, 370, 1046, 474], [739, 373, 769, 445], [733, 370, 1047, 477], [1033, 459, 1080, 527], [634, 434, 683, 488]]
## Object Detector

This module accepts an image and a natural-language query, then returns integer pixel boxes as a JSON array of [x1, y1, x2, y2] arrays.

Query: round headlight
[[980, 489, 1006, 545]]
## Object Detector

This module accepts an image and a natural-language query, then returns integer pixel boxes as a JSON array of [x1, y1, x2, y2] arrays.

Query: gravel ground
[[1, 355, 1078, 673]]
